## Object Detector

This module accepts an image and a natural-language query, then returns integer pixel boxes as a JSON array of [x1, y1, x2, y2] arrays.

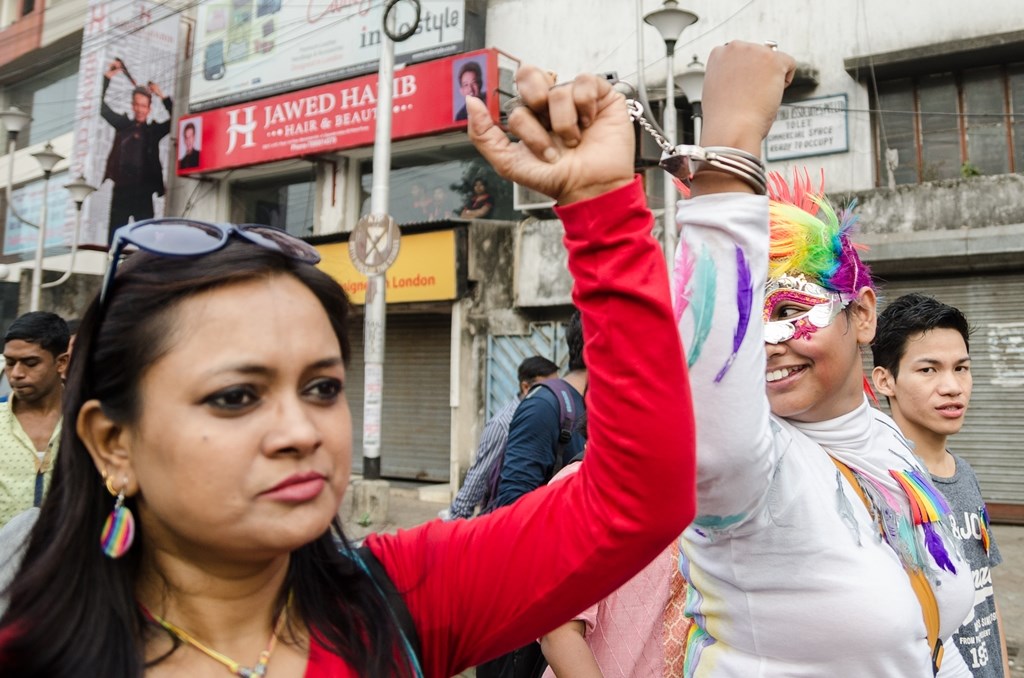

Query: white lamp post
[[28, 142, 65, 312], [1, 106, 31, 150], [41, 174, 97, 290], [2, 108, 33, 220], [644, 0, 697, 264], [678, 55, 706, 145]]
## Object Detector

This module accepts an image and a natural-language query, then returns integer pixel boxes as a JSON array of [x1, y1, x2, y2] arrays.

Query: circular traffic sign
[[349, 213, 401, 275]]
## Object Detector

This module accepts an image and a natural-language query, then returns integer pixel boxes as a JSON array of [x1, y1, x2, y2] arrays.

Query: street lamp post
[[2, 107, 34, 231], [678, 55, 706, 145], [3, 108, 83, 310], [28, 142, 65, 312], [644, 0, 697, 265], [41, 174, 97, 290]]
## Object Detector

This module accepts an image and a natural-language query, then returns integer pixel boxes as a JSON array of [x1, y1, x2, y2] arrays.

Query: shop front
[[315, 228, 467, 481]]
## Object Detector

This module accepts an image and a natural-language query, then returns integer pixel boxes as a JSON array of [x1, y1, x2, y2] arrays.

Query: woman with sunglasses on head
[[0, 49, 736, 678], [661, 44, 974, 676]]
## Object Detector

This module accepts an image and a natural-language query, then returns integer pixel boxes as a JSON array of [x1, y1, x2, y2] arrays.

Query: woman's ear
[[77, 399, 137, 495], [850, 286, 877, 345]]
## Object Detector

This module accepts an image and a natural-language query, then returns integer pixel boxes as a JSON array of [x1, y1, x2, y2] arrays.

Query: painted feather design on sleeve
[[714, 245, 752, 383], [673, 238, 697, 324], [686, 244, 716, 369]]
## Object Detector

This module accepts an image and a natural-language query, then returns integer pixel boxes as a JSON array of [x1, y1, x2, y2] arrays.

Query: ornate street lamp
[[28, 142, 65, 312], [678, 55, 706, 143], [644, 0, 698, 262], [42, 174, 97, 290]]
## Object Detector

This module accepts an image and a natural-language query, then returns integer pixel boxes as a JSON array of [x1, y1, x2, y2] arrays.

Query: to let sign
[[765, 94, 848, 162]]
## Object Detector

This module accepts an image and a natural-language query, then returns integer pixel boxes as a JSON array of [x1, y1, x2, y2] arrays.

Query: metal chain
[[626, 99, 676, 155]]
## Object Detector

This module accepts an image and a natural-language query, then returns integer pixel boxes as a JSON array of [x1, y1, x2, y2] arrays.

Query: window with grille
[[874, 64, 1024, 185]]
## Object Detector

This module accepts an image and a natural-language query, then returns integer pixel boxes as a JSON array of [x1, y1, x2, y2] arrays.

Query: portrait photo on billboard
[[178, 118, 203, 170], [453, 54, 486, 122], [71, 0, 179, 246]]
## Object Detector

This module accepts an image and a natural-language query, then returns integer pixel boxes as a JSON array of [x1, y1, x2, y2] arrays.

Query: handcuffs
[[501, 95, 768, 195], [501, 39, 780, 196], [626, 99, 768, 195]]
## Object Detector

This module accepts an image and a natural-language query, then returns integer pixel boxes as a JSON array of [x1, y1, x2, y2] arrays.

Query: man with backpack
[[476, 310, 587, 678], [490, 310, 587, 510], [442, 356, 559, 520]]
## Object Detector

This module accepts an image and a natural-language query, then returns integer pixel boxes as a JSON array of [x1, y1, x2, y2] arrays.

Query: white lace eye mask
[[763, 275, 851, 344]]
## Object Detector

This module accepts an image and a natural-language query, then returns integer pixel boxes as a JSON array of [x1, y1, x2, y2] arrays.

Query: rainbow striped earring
[[100, 476, 135, 559]]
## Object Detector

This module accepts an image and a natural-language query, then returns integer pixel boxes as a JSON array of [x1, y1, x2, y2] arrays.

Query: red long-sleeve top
[[307, 177, 696, 676]]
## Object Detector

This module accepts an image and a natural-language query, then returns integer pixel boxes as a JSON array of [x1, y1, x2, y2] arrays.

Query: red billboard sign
[[177, 48, 509, 175]]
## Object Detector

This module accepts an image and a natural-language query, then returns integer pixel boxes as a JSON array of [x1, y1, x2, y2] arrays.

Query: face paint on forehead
[[763, 274, 852, 345]]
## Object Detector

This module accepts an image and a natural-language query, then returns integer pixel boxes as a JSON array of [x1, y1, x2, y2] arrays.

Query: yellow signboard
[[316, 229, 458, 305]]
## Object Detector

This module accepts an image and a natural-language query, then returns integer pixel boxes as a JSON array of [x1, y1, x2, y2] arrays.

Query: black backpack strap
[[352, 545, 424, 677], [530, 379, 579, 476], [483, 379, 582, 514]]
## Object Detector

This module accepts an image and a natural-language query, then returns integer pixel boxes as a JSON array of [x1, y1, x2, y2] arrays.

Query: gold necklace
[[141, 594, 290, 677]]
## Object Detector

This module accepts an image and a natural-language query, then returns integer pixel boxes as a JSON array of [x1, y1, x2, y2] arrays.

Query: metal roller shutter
[[485, 322, 568, 419], [347, 312, 452, 481], [872, 271, 1024, 512]]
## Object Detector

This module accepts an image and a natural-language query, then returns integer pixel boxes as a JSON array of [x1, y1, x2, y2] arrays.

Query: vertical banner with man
[[71, 0, 179, 245]]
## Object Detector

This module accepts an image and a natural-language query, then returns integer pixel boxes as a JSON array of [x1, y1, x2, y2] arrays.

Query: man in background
[[478, 311, 588, 678], [491, 310, 587, 508], [442, 355, 558, 520], [0, 313, 68, 528], [872, 293, 1010, 678]]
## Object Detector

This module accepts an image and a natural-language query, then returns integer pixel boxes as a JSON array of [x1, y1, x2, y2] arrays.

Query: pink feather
[[673, 238, 696, 324]]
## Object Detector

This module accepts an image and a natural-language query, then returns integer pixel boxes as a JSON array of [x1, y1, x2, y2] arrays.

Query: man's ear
[[77, 399, 137, 495], [851, 286, 877, 346], [56, 352, 70, 379], [872, 365, 897, 399]]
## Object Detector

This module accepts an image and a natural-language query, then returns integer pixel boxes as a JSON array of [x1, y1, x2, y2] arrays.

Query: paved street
[[343, 481, 1024, 677], [993, 524, 1024, 677]]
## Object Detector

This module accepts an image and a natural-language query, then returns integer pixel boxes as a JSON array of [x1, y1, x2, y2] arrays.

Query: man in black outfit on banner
[[100, 59, 172, 243]]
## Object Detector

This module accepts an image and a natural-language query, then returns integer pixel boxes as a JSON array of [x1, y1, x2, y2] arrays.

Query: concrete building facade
[[2, 0, 1023, 518]]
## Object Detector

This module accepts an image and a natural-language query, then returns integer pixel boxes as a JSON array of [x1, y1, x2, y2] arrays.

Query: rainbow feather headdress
[[767, 169, 873, 295]]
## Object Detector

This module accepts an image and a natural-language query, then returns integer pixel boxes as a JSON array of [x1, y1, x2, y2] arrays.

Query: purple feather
[[923, 522, 956, 574], [714, 246, 753, 383]]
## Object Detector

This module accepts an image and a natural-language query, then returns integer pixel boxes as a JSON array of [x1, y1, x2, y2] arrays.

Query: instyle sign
[[177, 48, 504, 175], [190, 0, 473, 111], [316, 229, 458, 304], [765, 94, 849, 161]]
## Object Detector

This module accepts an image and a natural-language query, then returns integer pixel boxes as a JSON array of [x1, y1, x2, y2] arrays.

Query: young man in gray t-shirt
[[872, 293, 1009, 677]]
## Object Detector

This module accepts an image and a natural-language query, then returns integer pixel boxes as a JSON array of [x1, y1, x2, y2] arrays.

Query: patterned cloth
[[663, 540, 689, 677], [0, 396, 61, 529]]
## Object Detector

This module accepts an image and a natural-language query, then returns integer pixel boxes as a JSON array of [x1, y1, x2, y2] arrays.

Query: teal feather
[[687, 245, 717, 368], [897, 515, 923, 568]]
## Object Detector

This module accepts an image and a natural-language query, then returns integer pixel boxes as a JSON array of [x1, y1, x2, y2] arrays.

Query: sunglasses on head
[[101, 219, 321, 305]]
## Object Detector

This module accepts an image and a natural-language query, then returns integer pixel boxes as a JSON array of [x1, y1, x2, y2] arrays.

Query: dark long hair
[[0, 242, 413, 676]]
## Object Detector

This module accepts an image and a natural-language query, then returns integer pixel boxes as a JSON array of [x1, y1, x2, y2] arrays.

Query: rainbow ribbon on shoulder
[[980, 505, 992, 555], [889, 468, 956, 574]]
